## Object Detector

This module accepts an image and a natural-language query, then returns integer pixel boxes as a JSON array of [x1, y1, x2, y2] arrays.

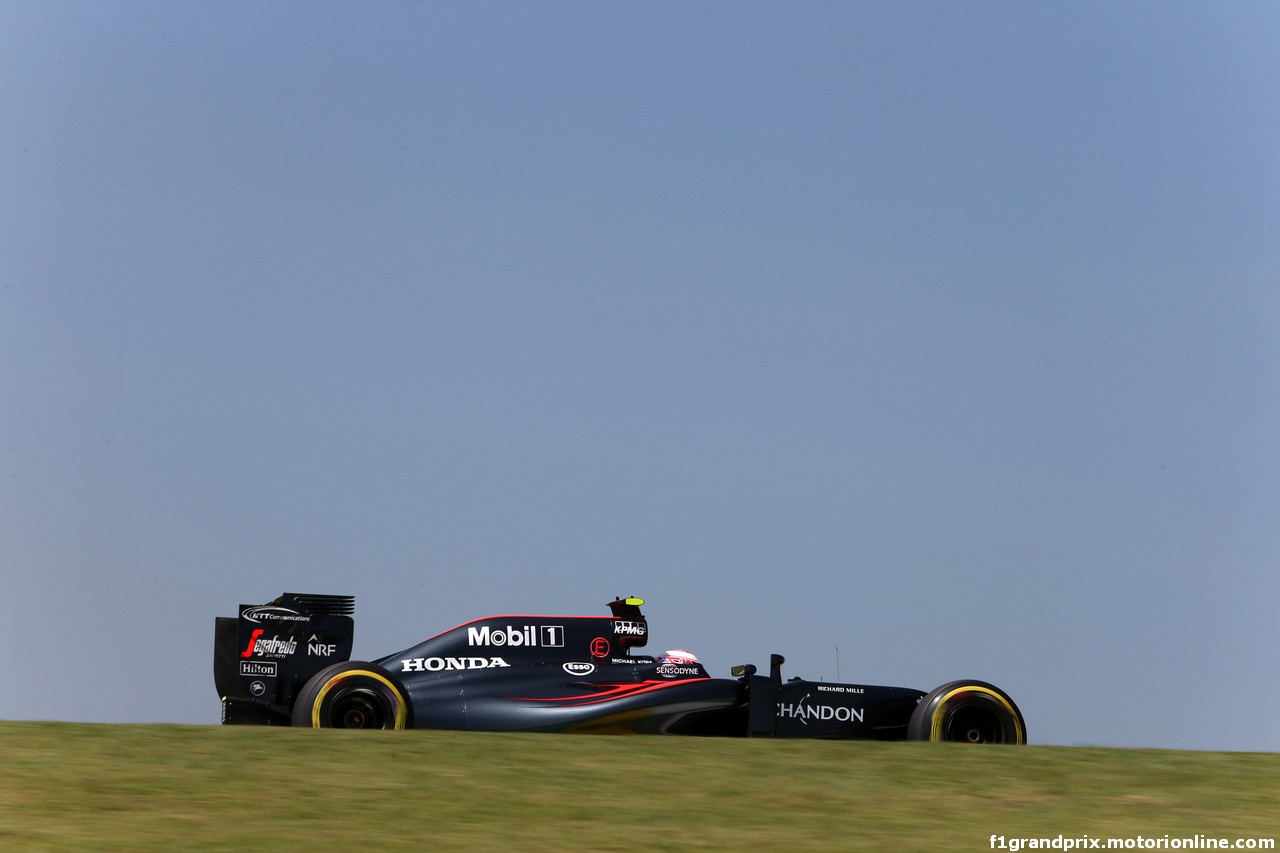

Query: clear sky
[[2, 3, 1276, 752]]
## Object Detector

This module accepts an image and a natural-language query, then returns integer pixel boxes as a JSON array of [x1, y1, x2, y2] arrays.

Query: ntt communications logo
[[242, 606, 309, 624]]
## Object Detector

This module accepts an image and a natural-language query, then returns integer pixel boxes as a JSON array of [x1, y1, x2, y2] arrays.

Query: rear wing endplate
[[213, 592, 355, 724]]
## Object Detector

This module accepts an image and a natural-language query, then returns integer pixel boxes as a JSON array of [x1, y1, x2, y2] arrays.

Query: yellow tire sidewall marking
[[930, 685, 1023, 743], [311, 669, 407, 729]]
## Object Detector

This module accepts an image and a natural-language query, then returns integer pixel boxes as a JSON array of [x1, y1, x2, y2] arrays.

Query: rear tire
[[908, 680, 1026, 744], [291, 662, 411, 729]]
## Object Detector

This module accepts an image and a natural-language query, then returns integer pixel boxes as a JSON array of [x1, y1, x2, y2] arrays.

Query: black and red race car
[[214, 592, 1026, 744]]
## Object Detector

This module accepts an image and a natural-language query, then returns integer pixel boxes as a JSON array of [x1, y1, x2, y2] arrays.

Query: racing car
[[213, 592, 1026, 743]]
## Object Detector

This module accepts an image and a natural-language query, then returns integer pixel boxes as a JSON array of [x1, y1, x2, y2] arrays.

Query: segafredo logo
[[467, 624, 564, 648], [777, 692, 864, 724], [400, 656, 511, 673], [242, 606, 309, 623], [239, 629, 298, 659]]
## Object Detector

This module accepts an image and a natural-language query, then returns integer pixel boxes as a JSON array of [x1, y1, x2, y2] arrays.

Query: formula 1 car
[[213, 592, 1026, 743]]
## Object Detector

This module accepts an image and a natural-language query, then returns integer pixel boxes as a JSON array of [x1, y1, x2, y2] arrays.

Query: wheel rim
[[330, 687, 391, 729], [942, 702, 1012, 744], [309, 668, 409, 729]]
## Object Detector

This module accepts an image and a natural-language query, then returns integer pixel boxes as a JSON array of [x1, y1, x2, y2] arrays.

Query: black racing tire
[[291, 661, 412, 730], [908, 680, 1026, 744]]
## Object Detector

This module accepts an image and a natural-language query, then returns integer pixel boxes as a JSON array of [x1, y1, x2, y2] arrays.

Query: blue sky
[[2, 2, 1277, 752]]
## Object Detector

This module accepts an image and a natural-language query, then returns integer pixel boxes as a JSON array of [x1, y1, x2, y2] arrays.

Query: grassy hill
[[1, 722, 1276, 851]]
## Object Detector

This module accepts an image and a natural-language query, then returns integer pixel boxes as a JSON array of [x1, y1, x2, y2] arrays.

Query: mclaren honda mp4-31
[[214, 593, 1026, 743]]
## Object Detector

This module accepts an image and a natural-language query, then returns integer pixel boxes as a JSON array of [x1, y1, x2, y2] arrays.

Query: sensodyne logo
[[562, 662, 595, 676], [467, 625, 564, 647], [400, 656, 511, 673], [242, 606, 309, 623], [655, 665, 702, 678]]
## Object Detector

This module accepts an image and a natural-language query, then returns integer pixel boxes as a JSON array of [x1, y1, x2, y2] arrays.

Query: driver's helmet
[[656, 649, 700, 665]]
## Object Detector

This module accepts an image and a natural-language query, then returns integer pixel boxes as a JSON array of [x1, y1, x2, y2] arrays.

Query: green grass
[[1, 722, 1276, 851]]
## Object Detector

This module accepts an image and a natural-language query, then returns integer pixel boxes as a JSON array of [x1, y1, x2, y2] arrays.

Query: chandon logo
[[778, 693, 864, 724]]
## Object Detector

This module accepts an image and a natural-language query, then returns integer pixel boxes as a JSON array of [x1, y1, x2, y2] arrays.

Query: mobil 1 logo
[[467, 624, 565, 648]]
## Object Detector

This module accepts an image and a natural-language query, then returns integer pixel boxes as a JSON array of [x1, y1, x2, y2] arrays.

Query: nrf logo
[[307, 634, 337, 656], [467, 624, 564, 648]]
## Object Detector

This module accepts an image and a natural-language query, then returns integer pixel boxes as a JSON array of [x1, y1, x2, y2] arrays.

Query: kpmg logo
[[612, 620, 647, 637]]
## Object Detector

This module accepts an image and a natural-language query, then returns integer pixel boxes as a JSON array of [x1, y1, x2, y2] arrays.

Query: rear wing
[[213, 592, 355, 725]]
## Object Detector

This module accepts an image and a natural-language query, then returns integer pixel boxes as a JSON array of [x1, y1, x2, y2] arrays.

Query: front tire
[[908, 680, 1026, 744], [291, 661, 412, 729]]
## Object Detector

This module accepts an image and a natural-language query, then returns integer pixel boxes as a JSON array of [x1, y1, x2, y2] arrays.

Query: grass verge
[[1, 722, 1276, 851]]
